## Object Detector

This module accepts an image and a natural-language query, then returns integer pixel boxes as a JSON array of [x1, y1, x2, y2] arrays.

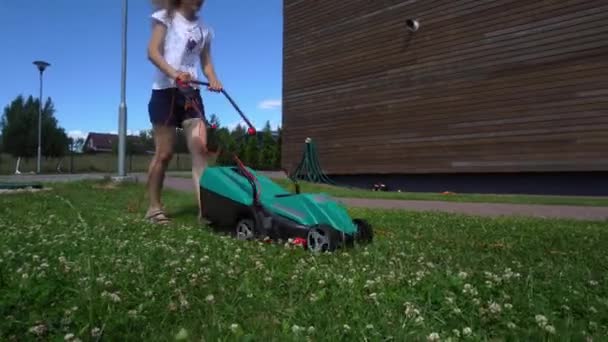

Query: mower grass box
[[199, 166, 373, 252]]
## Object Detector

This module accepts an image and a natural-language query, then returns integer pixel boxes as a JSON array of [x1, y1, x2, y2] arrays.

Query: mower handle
[[186, 80, 256, 135]]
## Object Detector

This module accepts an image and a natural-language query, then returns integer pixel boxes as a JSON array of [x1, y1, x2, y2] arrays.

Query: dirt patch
[[93, 182, 119, 190]]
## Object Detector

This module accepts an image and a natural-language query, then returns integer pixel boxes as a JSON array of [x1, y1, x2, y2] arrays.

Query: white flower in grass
[[206, 294, 215, 303], [463, 284, 478, 296], [230, 324, 240, 333], [307, 326, 315, 334], [544, 325, 556, 334], [415, 316, 425, 325], [90, 327, 102, 337], [507, 322, 517, 329], [101, 291, 121, 303], [504, 303, 513, 310], [29, 323, 47, 336], [64, 333, 75, 341], [427, 332, 440, 341], [462, 327, 472, 336], [489, 302, 502, 314], [291, 325, 304, 334], [535, 314, 548, 327]]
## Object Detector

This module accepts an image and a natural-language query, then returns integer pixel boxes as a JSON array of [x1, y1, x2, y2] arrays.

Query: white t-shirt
[[150, 9, 214, 89]]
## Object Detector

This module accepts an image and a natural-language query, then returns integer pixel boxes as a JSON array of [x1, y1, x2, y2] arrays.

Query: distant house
[[83, 132, 150, 154]]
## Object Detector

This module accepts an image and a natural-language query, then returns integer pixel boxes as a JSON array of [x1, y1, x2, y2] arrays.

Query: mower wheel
[[353, 219, 373, 244], [306, 225, 340, 253], [235, 218, 256, 241]]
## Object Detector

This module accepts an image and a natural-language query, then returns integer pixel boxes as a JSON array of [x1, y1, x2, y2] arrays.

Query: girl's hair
[[151, 0, 181, 20]]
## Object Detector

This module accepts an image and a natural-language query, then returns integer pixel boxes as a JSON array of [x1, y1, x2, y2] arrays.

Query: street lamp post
[[33, 60, 50, 174], [117, 0, 128, 177]]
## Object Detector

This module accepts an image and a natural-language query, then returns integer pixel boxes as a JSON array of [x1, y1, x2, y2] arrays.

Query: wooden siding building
[[281, 0, 608, 195]]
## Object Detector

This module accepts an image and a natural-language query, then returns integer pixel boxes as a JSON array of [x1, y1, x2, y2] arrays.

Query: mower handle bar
[[187, 80, 256, 133]]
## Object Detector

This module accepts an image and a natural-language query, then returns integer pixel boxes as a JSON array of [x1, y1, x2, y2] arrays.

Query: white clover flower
[[91, 327, 101, 337], [463, 327, 472, 336], [427, 332, 440, 341], [545, 325, 556, 334], [535, 314, 548, 327], [489, 302, 502, 314], [29, 324, 47, 336], [206, 294, 215, 303], [230, 324, 240, 333]]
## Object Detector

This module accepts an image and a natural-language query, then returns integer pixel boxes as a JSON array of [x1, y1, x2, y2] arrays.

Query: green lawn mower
[[183, 81, 373, 253]]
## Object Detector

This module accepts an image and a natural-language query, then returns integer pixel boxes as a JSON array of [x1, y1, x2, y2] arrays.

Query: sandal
[[145, 209, 171, 225]]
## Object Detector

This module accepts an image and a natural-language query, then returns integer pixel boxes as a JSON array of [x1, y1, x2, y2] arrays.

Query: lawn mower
[[183, 80, 373, 253]]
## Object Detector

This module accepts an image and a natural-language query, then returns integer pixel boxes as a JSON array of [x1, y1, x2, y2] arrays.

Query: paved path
[[2, 172, 608, 221], [158, 176, 608, 222]]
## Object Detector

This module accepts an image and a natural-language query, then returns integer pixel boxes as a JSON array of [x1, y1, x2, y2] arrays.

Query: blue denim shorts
[[148, 87, 205, 127]]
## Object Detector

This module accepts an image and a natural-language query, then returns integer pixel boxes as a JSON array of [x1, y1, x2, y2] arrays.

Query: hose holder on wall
[[406, 19, 420, 32]]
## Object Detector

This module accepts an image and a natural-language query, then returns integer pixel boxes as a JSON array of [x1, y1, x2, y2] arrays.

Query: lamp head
[[33, 60, 51, 72]]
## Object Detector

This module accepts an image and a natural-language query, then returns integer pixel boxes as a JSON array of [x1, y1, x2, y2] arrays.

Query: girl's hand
[[208, 78, 223, 92], [175, 72, 193, 84]]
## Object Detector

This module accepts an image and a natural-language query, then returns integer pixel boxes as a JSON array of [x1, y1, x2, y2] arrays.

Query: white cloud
[[68, 130, 87, 140], [225, 119, 281, 132], [67, 129, 143, 142], [258, 99, 282, 110]]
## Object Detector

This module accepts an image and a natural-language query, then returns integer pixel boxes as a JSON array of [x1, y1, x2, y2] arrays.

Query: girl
[[145, 0, 222, 224]]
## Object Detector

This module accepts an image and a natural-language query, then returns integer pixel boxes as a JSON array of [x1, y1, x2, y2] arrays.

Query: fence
[[0, 153, 211, 175]]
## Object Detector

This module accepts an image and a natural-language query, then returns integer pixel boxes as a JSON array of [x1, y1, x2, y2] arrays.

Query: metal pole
[[37, 70, 42, 174], [33, 60, 50, 174], [118, 0, 128, 177]]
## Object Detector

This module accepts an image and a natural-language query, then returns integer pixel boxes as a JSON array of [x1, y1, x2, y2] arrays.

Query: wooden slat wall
[[281, 0, 608, 175]]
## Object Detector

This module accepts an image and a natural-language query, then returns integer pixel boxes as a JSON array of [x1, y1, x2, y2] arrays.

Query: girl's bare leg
[[183, 118, 208, 221], [146, 124, 176, 223]]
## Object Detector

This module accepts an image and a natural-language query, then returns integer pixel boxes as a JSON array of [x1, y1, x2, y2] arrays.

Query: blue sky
[[0, 0, 283, 141]]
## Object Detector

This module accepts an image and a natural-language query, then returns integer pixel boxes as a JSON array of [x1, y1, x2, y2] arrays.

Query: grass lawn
[[172, 172, 608, 207], [1, 181, 607, 341], [272, 178, 608, 207]]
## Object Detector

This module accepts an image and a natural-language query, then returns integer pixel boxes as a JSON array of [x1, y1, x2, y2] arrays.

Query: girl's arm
[[147, 21, 189, 81], [200, 42, 222, 91]]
